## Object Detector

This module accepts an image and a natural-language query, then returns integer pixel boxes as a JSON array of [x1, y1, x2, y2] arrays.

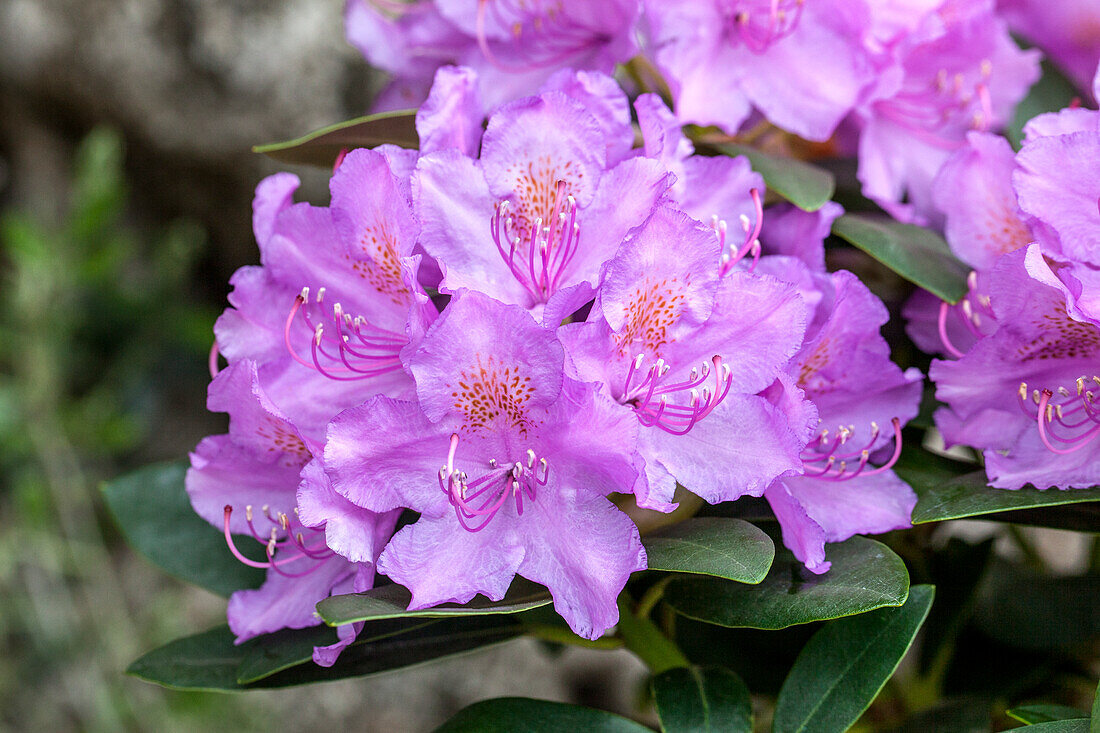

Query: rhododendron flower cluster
[[917, 66, 1100, 489], [162, 0, 1100, 676], [349, 0, 1046, 219], [185, 67, 926, 660]]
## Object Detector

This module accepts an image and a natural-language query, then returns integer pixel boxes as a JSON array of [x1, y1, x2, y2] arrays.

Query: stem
[[615, 592, 690, 674], [523, 624, 624, 650], [622, 55, 673, 105], [635, 576, 672, 620]]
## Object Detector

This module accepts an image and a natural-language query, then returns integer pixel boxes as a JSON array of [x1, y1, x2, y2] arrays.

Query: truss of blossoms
[[104, 1, 1100, 729]]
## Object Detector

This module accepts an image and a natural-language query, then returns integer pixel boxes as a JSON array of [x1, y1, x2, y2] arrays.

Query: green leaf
[[652, 666, 752, 733], [773, 585, 935, 733], [101, 462, 264, 596], [71, 126, 127, 240], [643, 518, 774, 584], [897, 462, 1100, 526], [665, 536, 910, 630], [129, 615, 526, 691], [235, 616, 438, 684], [712, 143, 835, 212], [317, 577, 551, 626], [1009, 722, 1090, 732], [1006, 704, 1090, 725], [253, 110, 418, 166], [1008, 60, 1079, 149], [128, 626, 247, 692], [433, 698, 652, 733], [831, 214, 970, 304]]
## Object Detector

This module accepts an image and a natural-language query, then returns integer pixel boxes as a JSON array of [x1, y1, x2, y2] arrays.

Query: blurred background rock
[[0, 2, 647, 730]]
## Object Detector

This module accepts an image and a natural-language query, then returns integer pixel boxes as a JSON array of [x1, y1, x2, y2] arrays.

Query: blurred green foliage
[[0, 126, 214, 471], [0, 127, 270, 731]]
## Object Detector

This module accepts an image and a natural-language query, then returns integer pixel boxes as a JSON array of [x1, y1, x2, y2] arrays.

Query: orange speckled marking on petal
[[1018, 304, 1100, 362], [797, 338, 835, 392], [348, 220, 409, 304], [504, 154, 583, 233], [613, 277, 688, 356], [255, 419, 312, 465], [450, 355, 537, 436], [976, 202, 1032, 257]]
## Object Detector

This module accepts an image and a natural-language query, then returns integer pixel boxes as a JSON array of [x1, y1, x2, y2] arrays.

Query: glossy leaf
[[773, 585, 935, 733], [1006, 705, 1090, 725], [643, 518, 774, 584], [317, 577, 551, 626], [911, 474, 1100, 524], [129, 616, 525, 691], [128, 626, 246, 692], [831, 214, 970, 303], [101, 462, 264, 597], [712, 143, 835, 212], [236, 616, 438, 684], [434, 698, 652, 733], [1010, 722, 1090, 732], [665, 536, 909, 630], [892, 447, 1100, 524], [652, 666, 752, 733], [253, 110, 418, 166]]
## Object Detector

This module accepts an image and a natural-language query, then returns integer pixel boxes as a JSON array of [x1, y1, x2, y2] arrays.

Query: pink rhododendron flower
[[324, 291, 646, 639], [346, 0, 640, 110], [187, 360, 398, 665]]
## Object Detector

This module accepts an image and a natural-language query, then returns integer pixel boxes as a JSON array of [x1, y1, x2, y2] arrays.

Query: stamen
[[222, 505, 334, 573], [1019, 378, 1100, 454], [800, 418, 903, 481], [718, 188, 764, 276], [727, 0, 805, 53], [209, 341, 222, 378], [438, 434, 548, 532], [283, 291, 406, 381], [875, 57, 1001, 150], [475, 0, 604, 72], [624, 354, 733, 435], [489, 181, 581, 304]]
